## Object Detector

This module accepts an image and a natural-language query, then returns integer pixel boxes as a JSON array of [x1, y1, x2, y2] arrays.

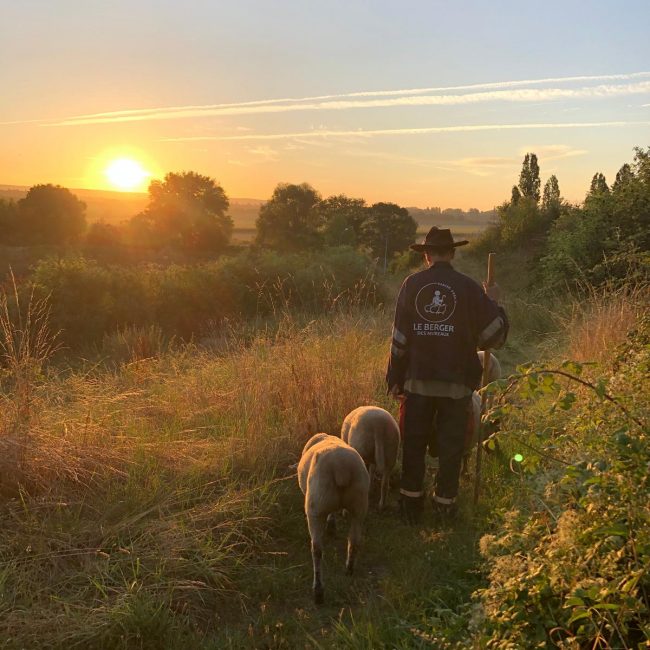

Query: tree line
[[0, 173, 418, 263], [471, 146, 650, 288]]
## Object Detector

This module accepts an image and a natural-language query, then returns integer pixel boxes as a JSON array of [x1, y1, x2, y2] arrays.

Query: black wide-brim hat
[[410, 226, 469, 252]]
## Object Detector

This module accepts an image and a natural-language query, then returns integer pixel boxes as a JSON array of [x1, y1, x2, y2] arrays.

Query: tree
[[511, 186, 522, 206], [588, 172, 609, 196], [255, 183, 322, 251], [542, 147, 650, 287], [542, 175, 560, 209], [360, 202, 418, 262], [519, 153, 541, 202], [541, 175, 562, 221], [314, 195, 366, 247], [85, 221, 123, 248], [134, 172, 232, 251], [612, 163, 634, 193], [15, 184, 86, 245], [0, 199, 17, 244]]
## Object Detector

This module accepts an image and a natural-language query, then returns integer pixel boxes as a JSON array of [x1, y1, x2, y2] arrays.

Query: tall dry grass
[[0, 307, 391, 647], [0, 272, 60, 495], [554, 281, 649, 364]]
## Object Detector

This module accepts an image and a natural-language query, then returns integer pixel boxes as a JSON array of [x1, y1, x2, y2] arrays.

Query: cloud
[[160, 120, 650, 143], [246, 146, 279, 161], [518, 144, 588, 161], [456, 157, 517, 167]]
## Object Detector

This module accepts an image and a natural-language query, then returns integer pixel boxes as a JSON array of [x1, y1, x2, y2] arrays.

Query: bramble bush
[[474, 316, 649, 648]]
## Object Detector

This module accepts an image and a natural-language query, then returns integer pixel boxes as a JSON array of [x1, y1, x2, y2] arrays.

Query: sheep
[[461, 352, 503, 472], [340, 406, 400, 511], [477, 350, 502, 387], [297, 433, 370, 604]]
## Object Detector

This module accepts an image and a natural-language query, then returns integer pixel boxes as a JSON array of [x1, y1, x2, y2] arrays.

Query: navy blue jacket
[[386, 261, 508, 392]]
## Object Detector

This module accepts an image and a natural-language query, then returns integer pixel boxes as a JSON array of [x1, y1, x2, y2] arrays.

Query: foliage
[[360, 202, 418, 262], [28, 248, 382, 347], [255, 182, 322, 251], [0, 199, 18, 245], [314, 194, 367, 247], [469, 153, 561, 259], [129, 172, 233, 252], [542, 147, 650, 288], [85, 220, 124, 248], [474, 318, 650, 648], [589, 171, 610, 196], [9, 184, 87, 245], [541, 174, 562, 220], [518, 152, 541, 202]]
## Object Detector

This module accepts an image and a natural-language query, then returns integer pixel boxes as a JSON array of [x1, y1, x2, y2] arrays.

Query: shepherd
[[387, 227, 508, 524]]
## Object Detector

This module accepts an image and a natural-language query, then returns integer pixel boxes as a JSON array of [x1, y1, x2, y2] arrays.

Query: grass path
[[210, 453, 514, 649]]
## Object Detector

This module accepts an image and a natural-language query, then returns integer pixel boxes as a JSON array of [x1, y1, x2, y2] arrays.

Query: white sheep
[[340, 406, 400, 510], [297, 432, 369, 604], [477, 350, 502, 387]]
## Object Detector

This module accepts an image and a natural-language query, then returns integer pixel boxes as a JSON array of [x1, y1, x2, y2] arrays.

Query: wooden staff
[[474, 252, 495, 506]]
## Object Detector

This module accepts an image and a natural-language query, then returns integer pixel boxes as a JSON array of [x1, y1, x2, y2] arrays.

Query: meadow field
[[1, 240, 647, 648]]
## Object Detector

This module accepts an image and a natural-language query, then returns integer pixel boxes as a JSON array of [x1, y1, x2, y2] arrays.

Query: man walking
[[387, 227, 508, 524]]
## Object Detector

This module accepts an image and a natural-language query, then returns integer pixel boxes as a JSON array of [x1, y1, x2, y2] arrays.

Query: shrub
[[474, 311, 650, 648], [28, 248, 382, 349]]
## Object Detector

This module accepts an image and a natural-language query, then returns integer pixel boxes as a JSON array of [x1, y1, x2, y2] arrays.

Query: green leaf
[[594, 524, 628, 537], [561, 360, 583, 376], [567, 609, 591, 625], [557, 392, 576, 410], [594, 378, 607, 398]]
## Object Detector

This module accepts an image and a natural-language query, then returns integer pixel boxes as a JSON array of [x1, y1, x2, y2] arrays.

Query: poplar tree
[[518, 153, 541, 202], [589, 172, 609, 196]]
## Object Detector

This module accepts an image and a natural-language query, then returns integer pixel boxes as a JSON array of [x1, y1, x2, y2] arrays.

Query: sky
[[1, 0, 649, 209]]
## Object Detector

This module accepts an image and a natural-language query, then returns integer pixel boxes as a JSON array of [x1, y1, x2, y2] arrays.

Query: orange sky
[[2, 2, 649, 209]]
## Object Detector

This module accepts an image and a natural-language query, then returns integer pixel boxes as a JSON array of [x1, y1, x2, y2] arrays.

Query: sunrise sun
[[105, 158, 151, 191]]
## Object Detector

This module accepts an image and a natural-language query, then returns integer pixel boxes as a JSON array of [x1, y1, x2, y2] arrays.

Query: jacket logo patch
[[415, 282, 457, 323]]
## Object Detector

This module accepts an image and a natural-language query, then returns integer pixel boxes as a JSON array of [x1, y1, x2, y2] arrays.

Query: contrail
[[4, 71, 648, 127], [57, 70, 650, 120], [45, 81, 650, 126], [160, 120, 650, 142]]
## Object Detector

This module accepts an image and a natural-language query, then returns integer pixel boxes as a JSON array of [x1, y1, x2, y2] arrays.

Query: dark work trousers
[[400, 392, 472, 501]]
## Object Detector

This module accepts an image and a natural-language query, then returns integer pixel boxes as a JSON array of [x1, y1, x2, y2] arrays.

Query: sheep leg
[[367, 463, 376, 498], [345, 516, 363, 576], [308, 513, 327, 604], [379, 469, 389, 511]]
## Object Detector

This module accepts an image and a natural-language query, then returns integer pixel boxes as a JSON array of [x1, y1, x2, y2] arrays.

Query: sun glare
[[105, 158, 151, 191]]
